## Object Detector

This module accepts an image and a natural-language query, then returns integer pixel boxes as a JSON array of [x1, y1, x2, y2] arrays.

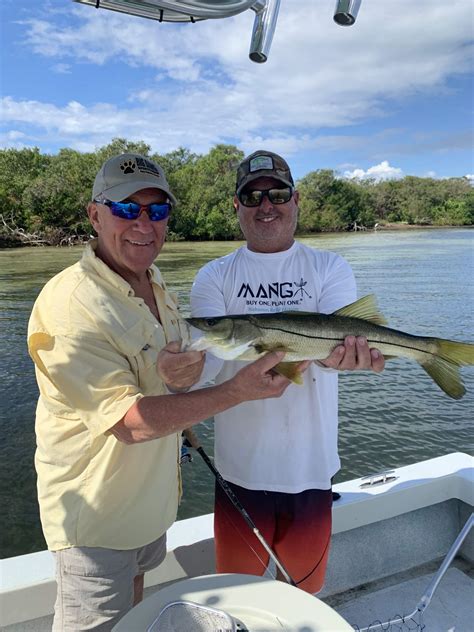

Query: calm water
[[1, 229, 473, 558]]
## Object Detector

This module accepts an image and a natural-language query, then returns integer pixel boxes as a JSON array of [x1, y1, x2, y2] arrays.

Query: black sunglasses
[[95, 199, 171, 222], [238, 186, 293, 207]]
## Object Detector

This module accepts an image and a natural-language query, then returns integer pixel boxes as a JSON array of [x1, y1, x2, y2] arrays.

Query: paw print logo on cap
[[120, 159, 136, 174]]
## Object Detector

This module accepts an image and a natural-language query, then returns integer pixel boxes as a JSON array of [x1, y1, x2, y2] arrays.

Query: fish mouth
[[186, 316, 221, 327], [185, 317, 216, 332], [185, 317, 200, 328]]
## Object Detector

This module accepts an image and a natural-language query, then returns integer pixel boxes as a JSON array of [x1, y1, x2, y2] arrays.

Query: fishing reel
[[180, 434, 193, 464]]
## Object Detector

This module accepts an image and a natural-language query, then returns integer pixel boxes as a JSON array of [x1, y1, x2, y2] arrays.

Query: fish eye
[[205, 318, 218, 326]]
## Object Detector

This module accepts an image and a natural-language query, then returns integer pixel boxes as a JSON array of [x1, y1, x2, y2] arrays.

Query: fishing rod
[[182, 427, 297, 587]]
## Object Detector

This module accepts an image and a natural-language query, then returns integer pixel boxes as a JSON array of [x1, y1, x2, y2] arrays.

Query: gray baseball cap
[[236, 150, 294, 195], [92, 153, 177, 205]]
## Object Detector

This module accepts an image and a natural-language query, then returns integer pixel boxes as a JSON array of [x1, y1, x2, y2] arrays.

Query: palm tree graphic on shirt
[[293, 278, 312, 299]]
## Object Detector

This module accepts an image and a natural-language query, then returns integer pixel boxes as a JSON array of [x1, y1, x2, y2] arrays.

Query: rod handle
[[183, 427, 201, 450]]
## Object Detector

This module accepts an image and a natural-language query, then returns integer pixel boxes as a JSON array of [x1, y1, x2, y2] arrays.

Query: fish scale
[[245, 314, 440, 363]]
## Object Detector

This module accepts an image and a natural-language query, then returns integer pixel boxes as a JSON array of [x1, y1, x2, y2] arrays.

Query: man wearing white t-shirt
[[163, 151, 385, 594], [193, 151, 387, 593]]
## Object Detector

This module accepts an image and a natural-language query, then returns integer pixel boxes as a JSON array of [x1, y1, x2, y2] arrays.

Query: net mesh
[[352, 610, 425, 631], [350, 514, 473, 631], [147, 600, 243, 632]]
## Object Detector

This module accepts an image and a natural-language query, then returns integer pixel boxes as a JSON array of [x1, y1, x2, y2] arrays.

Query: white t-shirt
[[191, 240, 357, 492]]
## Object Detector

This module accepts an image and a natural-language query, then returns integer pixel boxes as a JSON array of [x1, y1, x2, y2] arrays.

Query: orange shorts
[[214, 481, 333, 594]]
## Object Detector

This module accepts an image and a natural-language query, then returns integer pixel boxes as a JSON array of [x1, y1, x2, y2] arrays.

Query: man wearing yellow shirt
[[28, 153, 293, 631]]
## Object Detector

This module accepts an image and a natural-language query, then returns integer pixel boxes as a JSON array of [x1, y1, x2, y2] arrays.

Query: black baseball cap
[[236, 150, 294, 195]]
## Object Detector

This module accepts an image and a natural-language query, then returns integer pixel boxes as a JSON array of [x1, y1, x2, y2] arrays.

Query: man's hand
[[320, 336, 385, 372], [157, 341, 205, 392], [229, 351, 293, 402]]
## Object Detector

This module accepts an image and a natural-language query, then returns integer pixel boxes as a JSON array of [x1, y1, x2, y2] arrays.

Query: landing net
[[352, 611, 425, 631], [350, 514, 472, 632], [147, 599, 247, 632]]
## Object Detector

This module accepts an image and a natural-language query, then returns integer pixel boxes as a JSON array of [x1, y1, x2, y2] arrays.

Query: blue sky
[[1, 0, 473, 182]]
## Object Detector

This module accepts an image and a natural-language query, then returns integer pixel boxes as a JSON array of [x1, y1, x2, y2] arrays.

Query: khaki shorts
[[52, 534, 166, 631]]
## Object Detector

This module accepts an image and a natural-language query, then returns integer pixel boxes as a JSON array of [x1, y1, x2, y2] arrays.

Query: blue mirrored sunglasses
[[96, 199, 171, 221]]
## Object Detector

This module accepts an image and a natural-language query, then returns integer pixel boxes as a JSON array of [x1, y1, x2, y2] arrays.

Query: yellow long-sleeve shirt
[[28, 241, 187, 551]]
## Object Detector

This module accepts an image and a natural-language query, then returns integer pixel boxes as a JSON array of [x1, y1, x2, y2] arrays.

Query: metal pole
[[333, 0, 362, 26], [183, 427, 297, 587], [356, 513, 474, 631], [249, 0, 281, 63], [416, 513, 473, 614]]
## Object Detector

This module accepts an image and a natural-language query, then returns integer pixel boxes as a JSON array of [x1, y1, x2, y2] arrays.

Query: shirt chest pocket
[[119, 323, 168, 395], [162, 296, 190, 347]]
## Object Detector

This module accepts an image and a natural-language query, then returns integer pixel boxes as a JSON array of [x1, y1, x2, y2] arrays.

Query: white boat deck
[[135, 559, 474, 632], [5, 565, 472, 631], [330, 560, 473, 631], [1, 452, 473, 631]]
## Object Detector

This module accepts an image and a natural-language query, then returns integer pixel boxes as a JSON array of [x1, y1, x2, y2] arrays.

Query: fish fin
[[254, 343, 288, 354], [436, 339, 474, 366], [333, 295, 388, 326], [274, 362, 304, 385], [421, 357, 466, 400], [420, 339, 474, 399]]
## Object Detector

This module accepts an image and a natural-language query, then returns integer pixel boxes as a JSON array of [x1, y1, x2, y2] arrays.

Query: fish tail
[[436, 339, 474, 366], [421, 339, 474, 400]]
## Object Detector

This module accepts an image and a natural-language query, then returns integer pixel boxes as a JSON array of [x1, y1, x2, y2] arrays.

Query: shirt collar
[[82, 239, 165, 295]]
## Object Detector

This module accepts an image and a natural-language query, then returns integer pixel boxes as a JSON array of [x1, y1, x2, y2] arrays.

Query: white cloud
[[5, 130, 25, 140], [52, 63, 71, 74], [3, 0, 473, 163], [0, 130, 28, 149], [20, 7, 204, 79], [344, 160, 404, 181], [465, 174, 474, 185]]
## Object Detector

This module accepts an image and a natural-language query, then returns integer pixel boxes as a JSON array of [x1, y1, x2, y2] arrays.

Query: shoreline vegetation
[[1, 139, 472, 248]]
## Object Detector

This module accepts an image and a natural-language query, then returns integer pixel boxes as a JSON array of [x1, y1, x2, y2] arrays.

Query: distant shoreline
[[1, 223, 472, 248], [371, 223, 473, 231], [299, 223, 474, 238]]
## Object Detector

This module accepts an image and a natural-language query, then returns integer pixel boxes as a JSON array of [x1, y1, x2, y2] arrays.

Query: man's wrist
[[216, 378, 243, 408]]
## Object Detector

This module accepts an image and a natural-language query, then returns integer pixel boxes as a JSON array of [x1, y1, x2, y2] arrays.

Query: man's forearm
[[112, 382, 241, 444], [111, 350, 290, 444]]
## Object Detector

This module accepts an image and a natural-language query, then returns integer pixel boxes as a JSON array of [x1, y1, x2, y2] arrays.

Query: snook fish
[[186, 295, 474, 399]]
